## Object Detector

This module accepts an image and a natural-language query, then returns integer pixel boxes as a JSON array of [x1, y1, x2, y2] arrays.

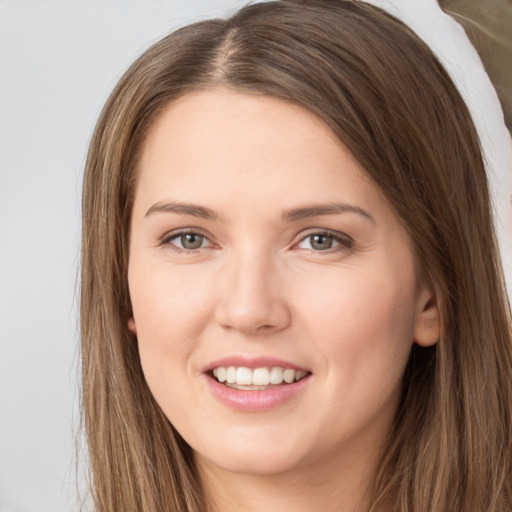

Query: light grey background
[[1, 1, 510, 511], [0, 2, 247, 511]]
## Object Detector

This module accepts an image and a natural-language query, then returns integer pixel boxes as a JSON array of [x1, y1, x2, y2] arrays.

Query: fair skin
[[127, 89, 439, 512]]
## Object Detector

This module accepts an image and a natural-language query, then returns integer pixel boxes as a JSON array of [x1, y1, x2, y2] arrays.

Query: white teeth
[[211, 366, 308, 387], [283, 369, 295, 384], [269, 367, 284, 384], [236, 367, 253, 385], [295, 370, 307, 381], [216, 367, 227, 383], [253, 367, 270, 386], [226, 366, 236, 384]]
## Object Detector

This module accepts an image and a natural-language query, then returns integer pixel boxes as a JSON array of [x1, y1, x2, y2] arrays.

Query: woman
[[80, 1, 512, 510]]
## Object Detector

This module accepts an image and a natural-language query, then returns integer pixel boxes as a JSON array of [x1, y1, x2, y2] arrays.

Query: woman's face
[[128, 89, 438, 478]]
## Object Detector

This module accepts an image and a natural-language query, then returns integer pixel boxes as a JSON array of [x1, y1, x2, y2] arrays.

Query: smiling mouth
[[210, 366, 310, 390]]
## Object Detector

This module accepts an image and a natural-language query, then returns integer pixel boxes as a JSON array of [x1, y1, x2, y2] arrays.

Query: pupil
[[311, 234, 332, 250], [181, 233, 203, 249]]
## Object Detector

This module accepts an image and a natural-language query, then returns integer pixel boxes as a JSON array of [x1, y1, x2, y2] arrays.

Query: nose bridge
[[215, 244, 290, 334]]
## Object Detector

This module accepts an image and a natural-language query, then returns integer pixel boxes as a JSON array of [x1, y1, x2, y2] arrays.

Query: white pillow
[[364, 0, 512, 297]]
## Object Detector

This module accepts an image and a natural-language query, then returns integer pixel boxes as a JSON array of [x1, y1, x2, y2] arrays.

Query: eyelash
[[160, 229, 354, 254], [297, 229, 354, 253], [160, 229, 214, 253]]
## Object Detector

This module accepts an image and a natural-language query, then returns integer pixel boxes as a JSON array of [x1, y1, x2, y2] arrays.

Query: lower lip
[[204, 374, 311, 412]]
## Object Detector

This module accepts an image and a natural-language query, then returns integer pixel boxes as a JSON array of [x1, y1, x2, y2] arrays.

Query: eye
[[296, 231, 353, 252], [163, 231, 212, 251]]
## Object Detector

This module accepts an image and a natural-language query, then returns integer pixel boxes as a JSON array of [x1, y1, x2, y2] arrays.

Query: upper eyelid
[[161, 227, 213, 242], [292, 229, 355, 253], [160, 230, 216, 253], [295, 228, 353, 243], [158, 232, 211, 255]]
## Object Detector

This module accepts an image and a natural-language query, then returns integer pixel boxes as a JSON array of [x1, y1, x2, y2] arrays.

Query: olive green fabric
[[439, 0, 512, 133]]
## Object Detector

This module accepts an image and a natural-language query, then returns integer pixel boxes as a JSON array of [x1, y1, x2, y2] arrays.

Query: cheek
[[128, 262, 215, 383], [131, 259, 213, 329], [294, 264, 417, 378]]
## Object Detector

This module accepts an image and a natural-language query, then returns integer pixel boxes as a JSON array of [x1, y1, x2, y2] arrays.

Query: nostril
[[257, 324, 276, 331]]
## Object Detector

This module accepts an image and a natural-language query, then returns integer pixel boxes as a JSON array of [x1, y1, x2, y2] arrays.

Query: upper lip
[[202, 356, 311, 373]]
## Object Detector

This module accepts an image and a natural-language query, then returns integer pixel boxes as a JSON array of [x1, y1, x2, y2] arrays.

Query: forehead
[[141, 89, 347, 171], [135, 89, 382, 210]]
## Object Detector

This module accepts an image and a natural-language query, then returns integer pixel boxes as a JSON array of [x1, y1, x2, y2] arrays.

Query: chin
[[202, 450, 305, 477], [192, 430, 310, 477]]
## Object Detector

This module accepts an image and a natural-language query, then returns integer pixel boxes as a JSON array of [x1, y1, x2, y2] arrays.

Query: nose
[[214, 249, 291, 335]]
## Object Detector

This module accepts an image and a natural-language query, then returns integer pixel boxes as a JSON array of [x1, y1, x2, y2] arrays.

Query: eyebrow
[[144, 200, 375, 225], [282, 203, 376, 224], [145, 201, 218, 220]]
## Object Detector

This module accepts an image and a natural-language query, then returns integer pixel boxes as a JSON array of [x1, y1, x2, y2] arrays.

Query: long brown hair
[[80, 1, 512, 510]]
